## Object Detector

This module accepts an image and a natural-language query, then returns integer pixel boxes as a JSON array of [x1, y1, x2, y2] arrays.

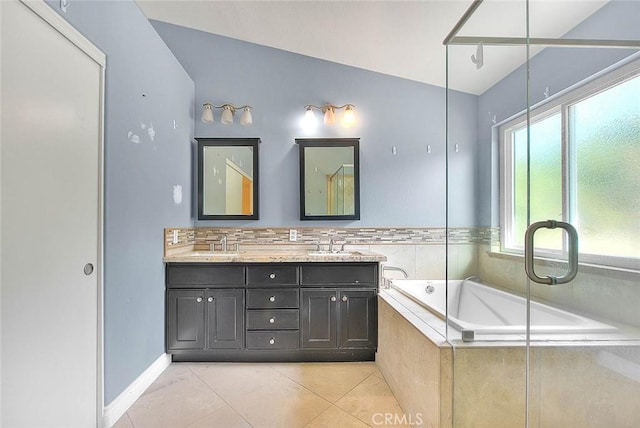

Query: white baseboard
[[102, 353, 171, 427]]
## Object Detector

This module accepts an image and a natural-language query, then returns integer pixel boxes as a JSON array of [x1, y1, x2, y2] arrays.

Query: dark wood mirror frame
[[197, 137, 260, 220], [297, 138, 360, 221]]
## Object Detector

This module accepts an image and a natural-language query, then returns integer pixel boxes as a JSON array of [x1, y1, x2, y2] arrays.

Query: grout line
[[123, 412, 135, 428], [189, 364, 255, 428]]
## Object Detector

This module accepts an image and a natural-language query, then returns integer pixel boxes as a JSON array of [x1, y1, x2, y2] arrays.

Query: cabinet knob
[[342, 296, 348, 302], [269, 317, 275, 324], [207, 297, 213, 303], [269, 273, 276, 279], [269, 338, 275, 345], [196, 297, 203, 303], [269, 296, 276, 302], [330, 296, 337, 302]]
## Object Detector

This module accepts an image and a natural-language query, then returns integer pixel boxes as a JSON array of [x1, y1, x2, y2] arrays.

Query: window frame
[[499, 58, 640, 270]]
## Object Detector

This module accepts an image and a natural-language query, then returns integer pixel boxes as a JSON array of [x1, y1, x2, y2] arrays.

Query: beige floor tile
[[186, 405, 251, 428], [191, 363, 284, 398], [369, 365, 384, 379], [193, 363, 332, 428], [336, 374, 409, 427], [112, 413, 134, 428], [305, 405, 371, 428], [126, 368, 226, 428], [270, 362, 377, 402]]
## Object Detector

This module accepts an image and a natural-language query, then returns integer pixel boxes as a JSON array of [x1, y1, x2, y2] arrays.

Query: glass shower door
[[445, 1, 640, 427], [524, 3, 640, 425]]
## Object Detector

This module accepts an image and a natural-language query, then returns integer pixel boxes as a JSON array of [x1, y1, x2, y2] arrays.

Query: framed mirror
[[297, 138, 360, 221], [197, 137, 259, 220]]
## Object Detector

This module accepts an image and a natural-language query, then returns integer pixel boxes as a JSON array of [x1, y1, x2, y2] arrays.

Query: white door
[[1, 1, 104, 426]]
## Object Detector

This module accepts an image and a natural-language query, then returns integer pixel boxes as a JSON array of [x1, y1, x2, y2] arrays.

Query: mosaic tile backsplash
[[164, 227, 499, 253]]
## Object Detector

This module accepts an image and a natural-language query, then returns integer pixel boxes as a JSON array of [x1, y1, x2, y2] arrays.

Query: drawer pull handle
[[269, 338, 275, 345], [269, 273, 276, 279], [269, 317, 275, 324], [330, 296, 337, 302], [269, 296, 276, 302], [207, 297, 213, 303], [196, 297, 203, 303], [342, 296, 348, 302]]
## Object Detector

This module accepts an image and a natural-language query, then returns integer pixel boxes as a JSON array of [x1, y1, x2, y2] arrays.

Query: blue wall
[[151, 21, 480, 228], [476, 0, 640, 226], [46, 1, 194, 404]]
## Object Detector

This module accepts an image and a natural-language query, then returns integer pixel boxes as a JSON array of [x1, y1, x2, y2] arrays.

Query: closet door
[[1, 1, 104, 426]]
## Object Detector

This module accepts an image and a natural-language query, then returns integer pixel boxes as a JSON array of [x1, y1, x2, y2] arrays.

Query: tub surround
[[378, 289, 640, 427]]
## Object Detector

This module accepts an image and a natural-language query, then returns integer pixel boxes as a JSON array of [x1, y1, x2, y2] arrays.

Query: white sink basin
[[189, 251, 240, 257], [307, 251, 353, 257]]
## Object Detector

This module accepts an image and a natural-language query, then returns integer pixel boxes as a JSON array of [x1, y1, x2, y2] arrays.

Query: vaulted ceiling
[[136, 0, 608, 95]]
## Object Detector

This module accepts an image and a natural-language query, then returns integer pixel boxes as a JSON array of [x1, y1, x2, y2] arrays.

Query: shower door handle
[[524, 220, 578, 285]]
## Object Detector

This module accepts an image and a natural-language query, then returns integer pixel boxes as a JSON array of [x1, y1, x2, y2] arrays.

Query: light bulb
[[201, 103, 214, 123], [303, 107, 317, 128], [240, 107, 252, 126], [343, 105, 355, 126], [323, 106, 335, 125], [221, 105, 234, 125]]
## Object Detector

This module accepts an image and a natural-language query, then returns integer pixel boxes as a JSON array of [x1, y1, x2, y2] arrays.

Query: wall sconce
[[304, 104, 355, 127], [201, 103, 253, 126]]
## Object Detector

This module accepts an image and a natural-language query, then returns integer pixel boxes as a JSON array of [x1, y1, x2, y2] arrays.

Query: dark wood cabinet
[[339, 289, 377, 349], [166, 262, 378, 361], [166, 288, 244, 351], [166, 289, 205, 350], [301, 288, 377, 350], [300, 289, 339, 348], [205, 289, 244, 349]]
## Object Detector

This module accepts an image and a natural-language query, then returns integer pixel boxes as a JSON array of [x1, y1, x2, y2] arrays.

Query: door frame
[[8, 0, 105, 424]]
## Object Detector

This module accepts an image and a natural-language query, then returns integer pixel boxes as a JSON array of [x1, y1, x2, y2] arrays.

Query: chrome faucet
[[329, 238, 335, 253], [220, 235, 227, 252]]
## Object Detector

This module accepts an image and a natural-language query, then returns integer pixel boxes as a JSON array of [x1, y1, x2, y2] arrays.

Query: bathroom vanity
[[164, 251, 385, 362]]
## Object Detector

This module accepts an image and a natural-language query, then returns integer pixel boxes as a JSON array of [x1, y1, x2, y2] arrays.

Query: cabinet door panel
[[300, 263, 378, 285], [167, 290, 205, 350], [339, 289, 377, 349], [206, 289, 244, 349], [300, 289, 338, 348], [167, 264, 245, 288]]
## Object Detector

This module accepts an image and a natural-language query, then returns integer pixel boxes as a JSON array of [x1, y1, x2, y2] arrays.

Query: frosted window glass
[[512, 113, 563, 249], [570, 75, 640, 258]]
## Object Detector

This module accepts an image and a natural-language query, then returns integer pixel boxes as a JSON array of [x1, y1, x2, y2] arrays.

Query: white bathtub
[[390, 278, 617, 337]]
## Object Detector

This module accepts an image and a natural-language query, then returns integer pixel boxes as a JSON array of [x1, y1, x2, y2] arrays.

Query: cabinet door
[[167, 290, 205, 350], [206, 289, 245, 349], [300, 289, 338, 348], [339, 289, 377, 349]]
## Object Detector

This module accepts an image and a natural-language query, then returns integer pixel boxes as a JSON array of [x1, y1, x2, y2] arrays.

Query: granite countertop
[[163, 246, 387, 263]]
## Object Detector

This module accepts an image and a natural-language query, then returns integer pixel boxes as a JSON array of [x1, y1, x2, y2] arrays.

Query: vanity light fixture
[[303, 104, 355, 127], [201, 103, 253, 126]]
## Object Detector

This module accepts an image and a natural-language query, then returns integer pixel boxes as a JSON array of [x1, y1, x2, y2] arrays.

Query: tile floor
[[113, 362, 410, 428]]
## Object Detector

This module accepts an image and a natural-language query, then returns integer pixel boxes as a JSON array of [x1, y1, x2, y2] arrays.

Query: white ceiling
[[136, 0, 609, 95]]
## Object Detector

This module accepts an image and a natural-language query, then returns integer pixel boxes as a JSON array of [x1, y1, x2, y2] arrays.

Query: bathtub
[[390, 278, 617, 338]]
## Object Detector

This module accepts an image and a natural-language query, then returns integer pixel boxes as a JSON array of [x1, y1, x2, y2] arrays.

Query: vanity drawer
[[246, 309, 299, 330], [246, 288, 299, 309], [167, 264, 245, 288], [247, 265, 298, 286], [300, 263, 378, 286], [246, 331, 299, 350]]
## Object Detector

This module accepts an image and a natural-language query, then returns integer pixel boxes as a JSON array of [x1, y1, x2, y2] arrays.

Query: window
[[500, 62, 640, 268]]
